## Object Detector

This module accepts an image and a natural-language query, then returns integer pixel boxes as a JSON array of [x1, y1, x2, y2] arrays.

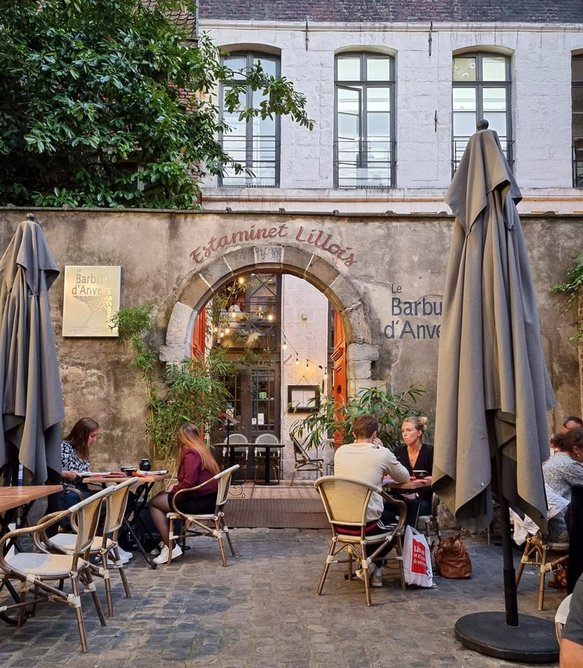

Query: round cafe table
[[254, 442, 285, 485]]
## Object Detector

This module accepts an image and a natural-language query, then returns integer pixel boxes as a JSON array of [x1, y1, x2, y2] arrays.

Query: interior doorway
[[191, 270, 342, 479]]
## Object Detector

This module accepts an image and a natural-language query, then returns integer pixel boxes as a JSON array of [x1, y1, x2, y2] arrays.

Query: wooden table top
[[0, 485, 62, 514], [82, 472, 170, 485]]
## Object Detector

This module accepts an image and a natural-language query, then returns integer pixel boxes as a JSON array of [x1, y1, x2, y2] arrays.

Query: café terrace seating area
[[0, 476, 569, 666]]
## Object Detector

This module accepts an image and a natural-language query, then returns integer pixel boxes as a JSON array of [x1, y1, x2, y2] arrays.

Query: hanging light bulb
[[237, 276, 245, 285], [306, 360, 309, 369], [295, 356, 299, 366], [267, 313, 274, 322], [282, 340, 287, 350]]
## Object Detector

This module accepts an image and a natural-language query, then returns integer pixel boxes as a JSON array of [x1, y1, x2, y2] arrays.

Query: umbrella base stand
[[455, 612, 558, 663]]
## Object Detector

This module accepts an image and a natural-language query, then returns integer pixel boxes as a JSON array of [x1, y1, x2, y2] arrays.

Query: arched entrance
[[161, 244, 377, 383], [159, 244, 379, 477]]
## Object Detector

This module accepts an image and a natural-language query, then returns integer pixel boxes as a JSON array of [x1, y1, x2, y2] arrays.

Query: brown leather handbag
[[434, 534, 472, 578]]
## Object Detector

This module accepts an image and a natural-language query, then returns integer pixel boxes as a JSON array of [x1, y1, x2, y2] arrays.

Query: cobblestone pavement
[[0, 527, 566, 668]]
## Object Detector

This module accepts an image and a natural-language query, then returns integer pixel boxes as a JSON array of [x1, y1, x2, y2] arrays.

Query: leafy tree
[[0, 0, 312, 208]]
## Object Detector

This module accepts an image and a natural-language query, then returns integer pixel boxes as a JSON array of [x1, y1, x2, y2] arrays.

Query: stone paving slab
[[0, 530, 564, 667]]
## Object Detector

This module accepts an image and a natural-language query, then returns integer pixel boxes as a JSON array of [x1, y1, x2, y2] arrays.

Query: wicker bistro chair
[[167, 465, 240, 566], [290, 434, 324, 486], [254, 433, 282, 482], [35, 477, 138, 617], [515, 532, 570, 611], [223, 433, 249, 480], [0, 485, 114, 653], [314, 476, 407, 606]]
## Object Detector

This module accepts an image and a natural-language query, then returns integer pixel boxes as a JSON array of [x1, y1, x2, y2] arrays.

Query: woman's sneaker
[[153, 544, 182, 565], [355, 565, 383, 587], [370, 566, 383, 588], [117, 547, 133, 563], [150, 540, 165, 556]]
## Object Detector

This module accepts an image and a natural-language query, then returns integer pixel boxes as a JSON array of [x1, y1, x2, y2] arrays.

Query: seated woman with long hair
[[149, 422, 220, 565], [60, 417, 100, 507]]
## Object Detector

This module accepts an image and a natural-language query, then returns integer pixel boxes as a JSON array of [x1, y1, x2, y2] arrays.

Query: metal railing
[[573, 141, 583, 188], [335, 138, 396, 188], [220, 135, 279, 187], [452, 136, 514, 175]]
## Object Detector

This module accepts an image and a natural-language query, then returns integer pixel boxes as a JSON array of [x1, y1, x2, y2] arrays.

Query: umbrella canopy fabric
[[433, 128, 555, 533], [0, 218, 64, 485]]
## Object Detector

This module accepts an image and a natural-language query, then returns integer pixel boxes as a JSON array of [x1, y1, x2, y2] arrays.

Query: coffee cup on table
[[413, 469, 429, 479]]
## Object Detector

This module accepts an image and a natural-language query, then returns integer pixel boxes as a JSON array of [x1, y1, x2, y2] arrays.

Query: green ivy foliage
[[0, 0, 313, 209], [290, 385, 427, 451], [553, 255, 583, 303], [553, 254, 583, 342], [112, 304, 232, 462]]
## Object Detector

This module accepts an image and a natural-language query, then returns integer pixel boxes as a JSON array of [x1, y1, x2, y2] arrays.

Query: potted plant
[[290, 384, 427, 451], [112, 305, 231, 464]]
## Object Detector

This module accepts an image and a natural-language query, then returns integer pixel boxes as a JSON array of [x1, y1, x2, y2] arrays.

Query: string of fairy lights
[[212, 274, 330, 383], [281, 332, 329, 381]]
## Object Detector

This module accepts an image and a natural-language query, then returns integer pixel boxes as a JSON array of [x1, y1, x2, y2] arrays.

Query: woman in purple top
[[150, 422, 220, 564]]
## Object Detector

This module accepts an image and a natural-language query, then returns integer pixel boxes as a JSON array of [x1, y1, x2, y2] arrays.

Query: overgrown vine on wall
[[111, 305, 231, 463], [553, 254, 583, 342]]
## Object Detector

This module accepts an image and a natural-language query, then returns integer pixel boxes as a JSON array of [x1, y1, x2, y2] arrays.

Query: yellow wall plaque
[[62, 266, 121, 337]]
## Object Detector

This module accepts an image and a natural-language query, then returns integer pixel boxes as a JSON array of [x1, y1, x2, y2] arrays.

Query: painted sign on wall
[[62, 266, 121, 337], [384, 283, 443, 340], [190, 223, 357, 267]]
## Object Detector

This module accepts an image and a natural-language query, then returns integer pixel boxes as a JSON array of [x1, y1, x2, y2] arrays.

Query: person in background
[[543, 428, 583, 503], [550, 432, 560, 455], [545, 429, 583, 566], [394, 416, 434, 525], [149, 422, 220, 565], [334, 414, 409, 588], [60, 417, 133, 563], [560, 416, 583, 435], [60, 417, 100, 506], [561, 573, 583, 666]]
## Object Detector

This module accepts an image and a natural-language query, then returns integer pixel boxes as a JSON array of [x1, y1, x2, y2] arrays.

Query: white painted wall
[[280, 274, 333, 479], [201, 20, 583, 213]]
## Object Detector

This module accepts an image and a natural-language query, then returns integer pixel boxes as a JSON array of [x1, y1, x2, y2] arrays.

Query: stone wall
[[0, 207, 580, 469]]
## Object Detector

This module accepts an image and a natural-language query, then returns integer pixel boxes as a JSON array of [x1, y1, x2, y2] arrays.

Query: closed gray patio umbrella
[[433, 123, 557, 662], [0, 214, 64, 486]]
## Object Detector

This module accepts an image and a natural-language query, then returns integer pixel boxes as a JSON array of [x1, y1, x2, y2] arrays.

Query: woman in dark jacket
[[393, 416, 433, 525]]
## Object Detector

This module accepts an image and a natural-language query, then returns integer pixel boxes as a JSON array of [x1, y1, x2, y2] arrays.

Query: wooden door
[[331, 310, 347, 446]]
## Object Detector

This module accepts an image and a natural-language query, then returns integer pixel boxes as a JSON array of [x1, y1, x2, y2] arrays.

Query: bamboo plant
[[290, 384, 427, 451]]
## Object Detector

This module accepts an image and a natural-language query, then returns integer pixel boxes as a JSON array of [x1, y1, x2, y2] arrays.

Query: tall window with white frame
[[452, 53, 512, 172], [572, 55, 583, 188], [335, 53, 395, 188], [220, 53, 280, 187]]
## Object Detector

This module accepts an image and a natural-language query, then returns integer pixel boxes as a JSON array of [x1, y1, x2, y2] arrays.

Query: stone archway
[[159, 244, 378, 392]]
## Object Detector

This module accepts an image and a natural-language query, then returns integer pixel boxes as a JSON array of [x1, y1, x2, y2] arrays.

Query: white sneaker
[[150, 540, 165, 556], [107, 551, 129, 565], [370, 566, 383, 588], [152, 544, 182, 565], [118, 547, 133, 561]]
